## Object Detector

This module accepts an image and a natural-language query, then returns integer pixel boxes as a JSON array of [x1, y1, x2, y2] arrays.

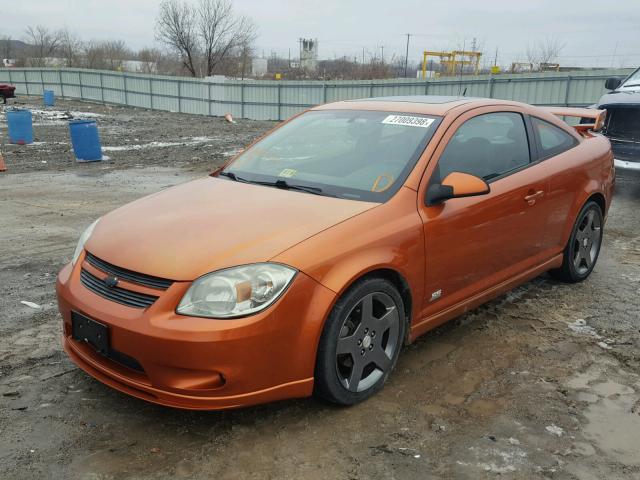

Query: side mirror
[[426, 172, 490, 206], [604, 77, 622, 91]]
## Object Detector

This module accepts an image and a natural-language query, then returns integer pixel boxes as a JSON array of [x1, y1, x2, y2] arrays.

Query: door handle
[[524, 190, 544, 205]]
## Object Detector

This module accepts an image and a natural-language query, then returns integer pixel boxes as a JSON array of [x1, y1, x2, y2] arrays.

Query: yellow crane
[[422, 50, 482, 79]]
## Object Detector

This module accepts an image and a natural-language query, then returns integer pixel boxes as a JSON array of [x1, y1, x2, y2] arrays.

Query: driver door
[[417, 108, 550, 323]]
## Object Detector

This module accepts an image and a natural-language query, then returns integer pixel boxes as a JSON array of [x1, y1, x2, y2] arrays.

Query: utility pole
[[404, 33, 411, 77], [494, 47, 498, 66], [380, 46, 384, 64], [362, 47, 365, 65]]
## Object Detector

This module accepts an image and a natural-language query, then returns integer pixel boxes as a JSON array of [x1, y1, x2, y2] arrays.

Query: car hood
[[85, 177, 377, 281], [597, 89, 640, 107]]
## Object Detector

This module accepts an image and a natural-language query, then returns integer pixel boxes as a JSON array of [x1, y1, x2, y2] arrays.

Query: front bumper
[[611, 139, 640, 171], [56, 255, 336, 410]]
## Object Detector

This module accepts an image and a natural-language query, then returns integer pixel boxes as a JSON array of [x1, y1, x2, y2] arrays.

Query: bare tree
[[198, 0, 256, 77], [102, 40, 131, 70], [137, 48, 164, 74], [237, 40, 254, 79], [155, 0, 256, 77], [526, 37, 566, 70], [1, 35, 13, 60], [81, 40, 131, 71], [83, 40, 107, 70], [59, 28, 82, 67], [24, 25, 62, 66], [155, 0, 199, 76]]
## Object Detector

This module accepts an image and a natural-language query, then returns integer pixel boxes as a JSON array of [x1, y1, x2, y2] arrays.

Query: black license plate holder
[[72, 312, 109, 355]]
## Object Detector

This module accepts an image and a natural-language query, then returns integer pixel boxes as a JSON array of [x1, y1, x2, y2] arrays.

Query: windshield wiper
[[219, 171, 330, 196], [259, 179, 328, 196], [219, 171, 245, 182]]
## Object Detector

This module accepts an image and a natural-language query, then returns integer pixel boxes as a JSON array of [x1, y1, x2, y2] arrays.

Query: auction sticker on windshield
[[278, 168, 297, 178], [382, 115, 434, 129]]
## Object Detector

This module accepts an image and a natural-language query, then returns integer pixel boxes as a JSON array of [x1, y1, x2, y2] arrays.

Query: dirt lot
[[1, 98, 640, 480], [0, 97, 274, 174]]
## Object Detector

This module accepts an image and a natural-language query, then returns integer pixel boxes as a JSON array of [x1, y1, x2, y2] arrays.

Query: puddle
[[590, 381, 635, 397], [583, 394, 640, 466], [566, 367, 602, 390], [567, 369, 640, 467], [576, 392, 599, 403]]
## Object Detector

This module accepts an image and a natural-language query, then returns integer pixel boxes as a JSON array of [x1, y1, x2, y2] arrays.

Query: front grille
[[610, 139, 640, 163], [80, 269, 159, 309], [604, 106, 640, 142], [85, 252, 173, 290]]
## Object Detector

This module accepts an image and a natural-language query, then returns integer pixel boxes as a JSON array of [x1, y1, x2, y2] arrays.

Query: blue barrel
[[43, 90, 55, 106], [69, 120, 103, 162], [6, 110, 34, 145]]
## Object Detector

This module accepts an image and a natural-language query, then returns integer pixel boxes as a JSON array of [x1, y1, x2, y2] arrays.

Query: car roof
[[312, 95, 519, 116], [357, 95, 474, 104]]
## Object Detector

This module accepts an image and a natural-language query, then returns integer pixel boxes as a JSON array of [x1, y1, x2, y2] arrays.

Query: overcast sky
[[2, 0, 639, 68]]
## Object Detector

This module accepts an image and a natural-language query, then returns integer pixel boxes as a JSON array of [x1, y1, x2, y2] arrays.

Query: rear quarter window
[[532, 117, 578, 159]]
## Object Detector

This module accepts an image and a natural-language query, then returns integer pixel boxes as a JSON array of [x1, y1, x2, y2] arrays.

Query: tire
[[314, 277, 406, 405], [550, 200, 603, 283]]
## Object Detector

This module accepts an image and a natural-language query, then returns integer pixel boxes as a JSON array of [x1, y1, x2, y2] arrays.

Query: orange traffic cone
[[0, 152, 6, 172]]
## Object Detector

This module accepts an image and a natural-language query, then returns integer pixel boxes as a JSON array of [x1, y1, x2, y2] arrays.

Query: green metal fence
[[0, 67, 632, 121]]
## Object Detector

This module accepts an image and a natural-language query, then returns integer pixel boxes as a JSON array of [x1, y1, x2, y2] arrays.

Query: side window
[[531, 117, 578, 158], [436, 112, 530, 182]]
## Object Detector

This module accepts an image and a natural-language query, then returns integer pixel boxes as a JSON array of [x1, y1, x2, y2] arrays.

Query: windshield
[[621, 67, 640, 88], [222, 110, 441, 202]]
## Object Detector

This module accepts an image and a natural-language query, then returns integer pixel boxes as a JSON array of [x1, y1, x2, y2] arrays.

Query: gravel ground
[[0, 97, 274, 174], [1, 97, 639, 480]]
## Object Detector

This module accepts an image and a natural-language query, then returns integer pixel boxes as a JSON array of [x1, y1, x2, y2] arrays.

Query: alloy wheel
[[335, 292, 400, 393], [572, 208, 602, 275]]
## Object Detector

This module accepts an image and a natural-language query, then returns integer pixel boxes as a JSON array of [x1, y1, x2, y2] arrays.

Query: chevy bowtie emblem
[[105, 275, 119, 288]]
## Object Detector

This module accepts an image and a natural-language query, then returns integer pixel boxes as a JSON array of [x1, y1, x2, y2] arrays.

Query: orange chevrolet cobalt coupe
[[57, 96, 614, 410]]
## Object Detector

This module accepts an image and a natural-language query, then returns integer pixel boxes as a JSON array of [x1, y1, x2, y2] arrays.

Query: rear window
[[531, 117, 577, 158]]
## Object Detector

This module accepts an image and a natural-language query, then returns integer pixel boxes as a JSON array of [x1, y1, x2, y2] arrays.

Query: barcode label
[[382, 115, 434, 129]]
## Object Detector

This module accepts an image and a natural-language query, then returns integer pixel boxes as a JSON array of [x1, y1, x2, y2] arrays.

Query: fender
[[558, 144, 614, 247], [272, 187, 426, 329]]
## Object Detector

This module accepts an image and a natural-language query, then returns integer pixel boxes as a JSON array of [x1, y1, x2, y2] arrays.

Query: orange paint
[[57, 97, 614, 410]]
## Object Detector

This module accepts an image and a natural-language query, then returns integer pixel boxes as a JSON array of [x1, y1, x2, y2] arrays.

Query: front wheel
[[314, 277, 405, 405], [550, 200, 603, 283]]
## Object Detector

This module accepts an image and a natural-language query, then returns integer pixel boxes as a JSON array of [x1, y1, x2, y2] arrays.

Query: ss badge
[[430, 289, 442, 302]]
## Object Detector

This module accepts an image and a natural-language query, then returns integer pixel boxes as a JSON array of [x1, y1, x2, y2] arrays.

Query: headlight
[[177, 263, 297, 318], [72, 219, 99, 265]]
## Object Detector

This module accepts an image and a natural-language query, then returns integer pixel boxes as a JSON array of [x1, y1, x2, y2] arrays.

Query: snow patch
[[567, 319, 601, 338], [30, 108, 104, 120], [545, 425, 564, 437], [102, 137, 216, 152]]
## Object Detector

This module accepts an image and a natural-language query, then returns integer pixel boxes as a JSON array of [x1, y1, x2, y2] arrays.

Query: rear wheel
[[550, 201, 603, 283], [314, 277, 405, 405]]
